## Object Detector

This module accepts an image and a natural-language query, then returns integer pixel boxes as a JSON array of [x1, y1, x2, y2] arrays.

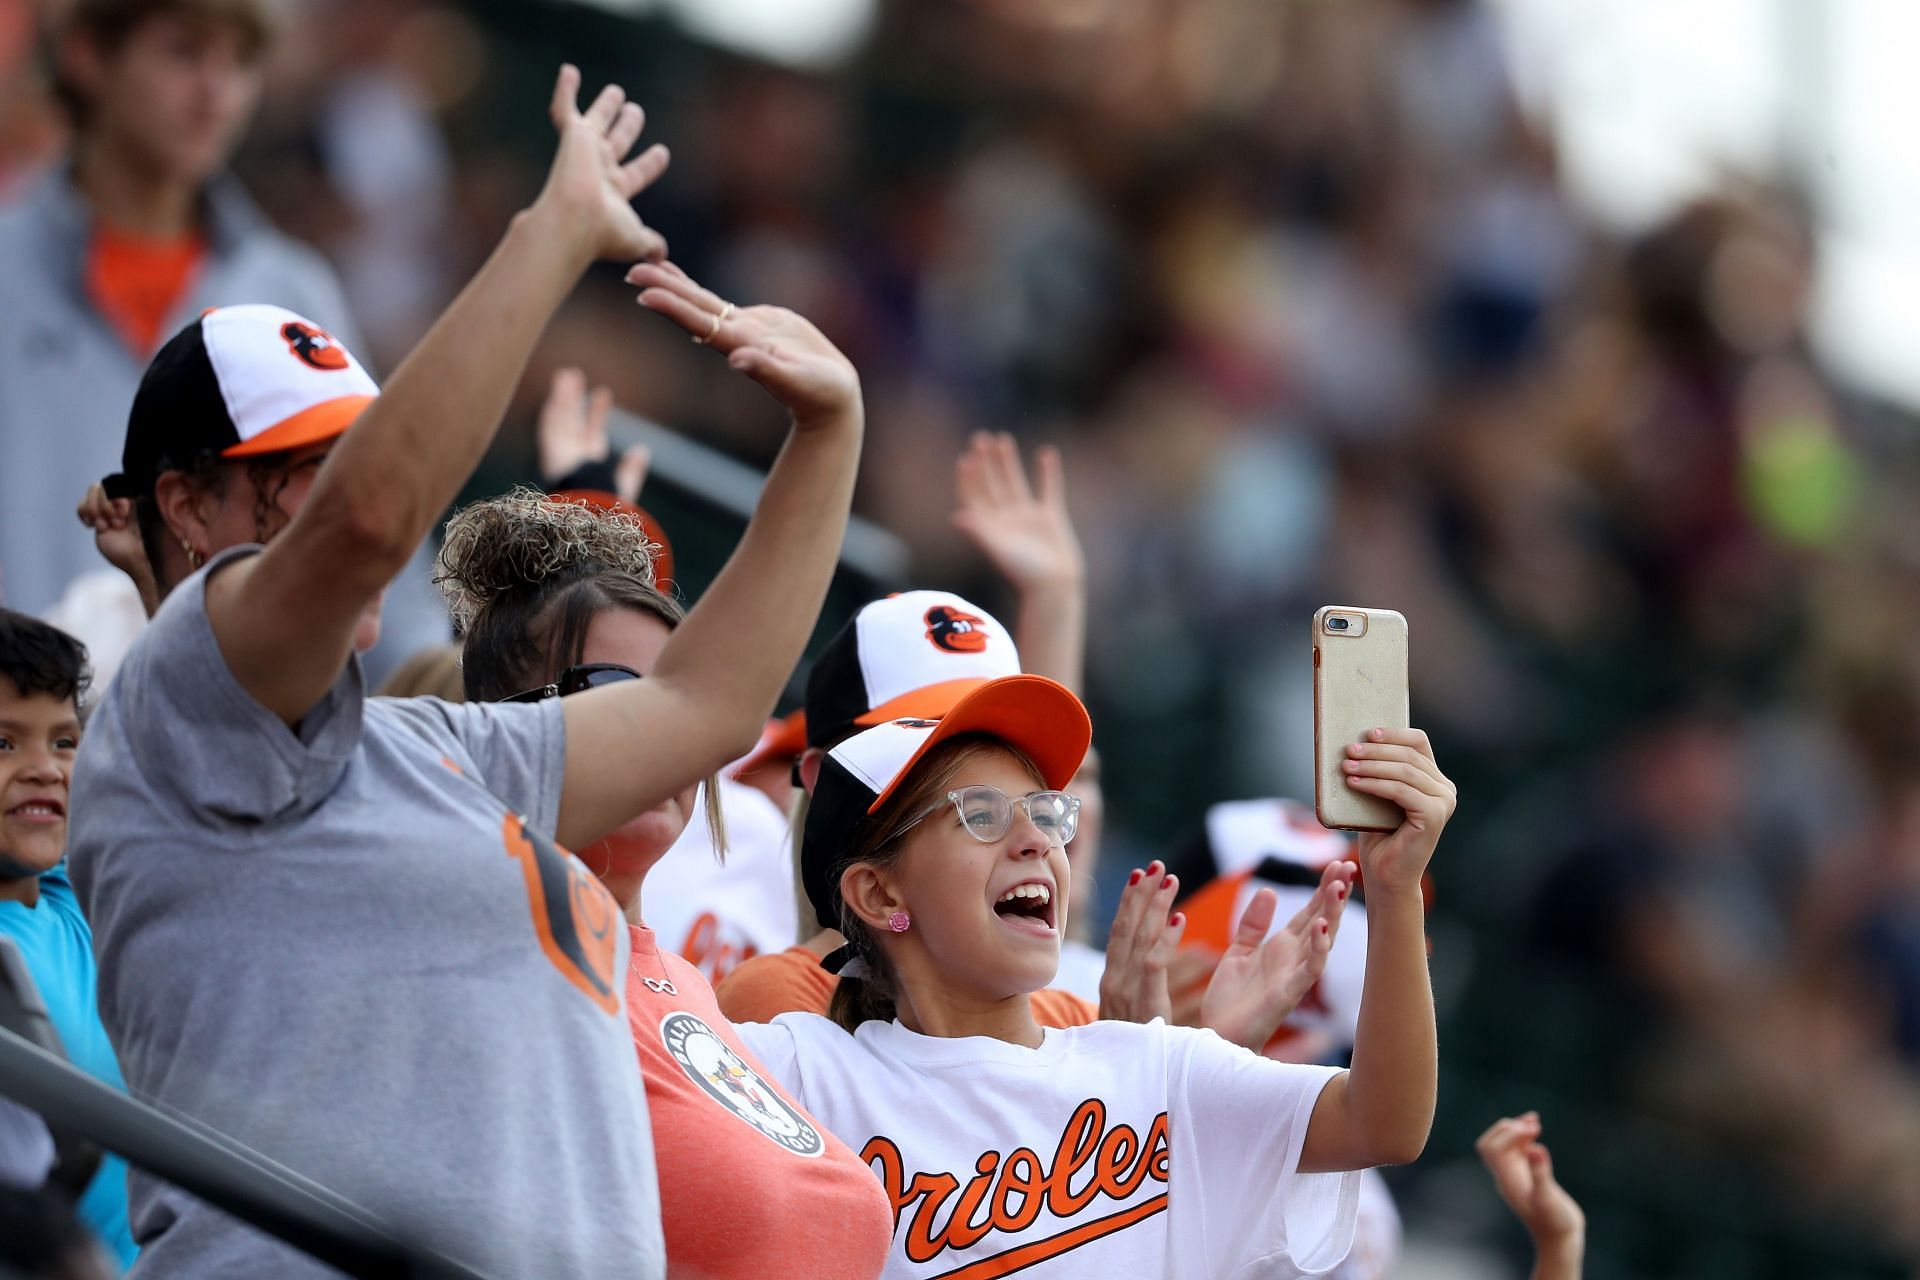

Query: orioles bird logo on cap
[[924, 605, 988, 654], [280, 321, 350, 371]]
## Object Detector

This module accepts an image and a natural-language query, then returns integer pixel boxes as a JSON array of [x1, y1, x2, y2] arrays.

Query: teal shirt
[[0, 863, 137, 1270]]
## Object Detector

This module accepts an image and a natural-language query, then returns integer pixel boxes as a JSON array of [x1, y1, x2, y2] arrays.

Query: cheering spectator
[[66, 65, 863, 1276], [0, 611, 134, 1270]]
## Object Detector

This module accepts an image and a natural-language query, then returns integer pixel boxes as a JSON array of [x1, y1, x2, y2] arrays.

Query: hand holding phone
[[1313, 606, 1410, 831]]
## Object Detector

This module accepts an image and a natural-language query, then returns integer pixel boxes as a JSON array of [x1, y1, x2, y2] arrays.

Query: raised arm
[[952, 433, 1085, 693], [207, 67, 669, 724], [553, 264, 862, 849], [1299, 728, 1453, 1171], [1477, 1114, 1586, 1280]]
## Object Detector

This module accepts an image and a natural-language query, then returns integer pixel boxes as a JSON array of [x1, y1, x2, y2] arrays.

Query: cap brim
[[222, 394, 374, 459], [852, 677, 997, 729], [865, 674, 1091, 815]]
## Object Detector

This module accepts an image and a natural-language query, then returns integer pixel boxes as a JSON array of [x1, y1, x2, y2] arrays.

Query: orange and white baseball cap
[[803, 590, 1020, 751], [105, 305, 377, 500], [799, 674, 1090, 933]]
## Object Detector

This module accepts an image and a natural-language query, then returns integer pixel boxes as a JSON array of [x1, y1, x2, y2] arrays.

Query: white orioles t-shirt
[[649, 777, 800, 984], [736, 1014, 1359, 1279]]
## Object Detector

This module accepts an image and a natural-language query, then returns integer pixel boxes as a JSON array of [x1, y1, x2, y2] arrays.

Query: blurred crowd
[[3, 0, 1916, 1274]]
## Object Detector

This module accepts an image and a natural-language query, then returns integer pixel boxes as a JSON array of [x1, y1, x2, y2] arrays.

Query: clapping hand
[[1199, 861, 1356, 1052], [1098, 862, 1183, 1025]]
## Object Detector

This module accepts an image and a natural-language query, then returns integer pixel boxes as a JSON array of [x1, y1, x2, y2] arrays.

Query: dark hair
[[133, 449, 224, 592], [0, 611, 91, 710], [826, 733, 1044, 1032], [51, 0, 274, 126], [437, 490, 726, 851]]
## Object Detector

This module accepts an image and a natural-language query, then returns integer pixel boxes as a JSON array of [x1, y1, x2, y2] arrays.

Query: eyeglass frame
[[894, 784, 1082, 847], [502, 662, 642, 704]]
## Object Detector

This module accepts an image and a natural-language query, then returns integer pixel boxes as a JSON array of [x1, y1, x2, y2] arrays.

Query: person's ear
[[153, 471, 220, 565], [798, 748, 825, 794], [839, 862, 905, 934]]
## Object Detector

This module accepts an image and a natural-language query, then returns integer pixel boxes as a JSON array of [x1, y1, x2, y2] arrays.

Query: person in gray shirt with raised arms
[[65, 65, 866, 1279]]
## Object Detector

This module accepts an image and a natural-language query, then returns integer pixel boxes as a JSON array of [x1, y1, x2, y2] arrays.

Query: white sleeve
[[1169, 1029, 1359, 1277], [732, 1016, 805, 1104]]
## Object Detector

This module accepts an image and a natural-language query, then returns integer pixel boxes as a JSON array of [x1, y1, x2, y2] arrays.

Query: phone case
[[1313, 606, 1410, 832]]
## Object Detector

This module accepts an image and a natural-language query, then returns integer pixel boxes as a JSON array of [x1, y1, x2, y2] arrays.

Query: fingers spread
[[583, 82, 626, 133], [1233, 886, 1279, 950], [606, 101, 645, 159], [995, 433, 1034, 504], [619, 143, 672, 200], [586, 386, 613, 440], [1035, 443, 1067, 509], [549, 64, 581, 130]]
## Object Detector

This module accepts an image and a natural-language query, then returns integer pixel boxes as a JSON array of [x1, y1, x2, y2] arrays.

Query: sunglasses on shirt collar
[[503, 663, 641, 704]]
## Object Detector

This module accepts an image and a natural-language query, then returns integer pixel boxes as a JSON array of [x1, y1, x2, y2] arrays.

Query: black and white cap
[[803, 590, 1020, 751], [104, 305, 378, 500]]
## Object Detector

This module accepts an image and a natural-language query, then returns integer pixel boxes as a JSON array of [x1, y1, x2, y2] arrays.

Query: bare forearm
[[1013, 580, 1084, 694], [1342, 884, 1436, 1165], [653, 412, 862, 729], [557, 411, 862, 847], [298, 207, 592, 590], [1532, 1231, 1584, 1280]]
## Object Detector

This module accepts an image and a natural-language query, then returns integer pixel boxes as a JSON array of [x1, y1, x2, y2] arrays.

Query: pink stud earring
[[888, 911, 911, 933]]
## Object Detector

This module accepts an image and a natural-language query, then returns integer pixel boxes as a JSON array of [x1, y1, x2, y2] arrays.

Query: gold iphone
[[1313, 606, 1410, 832]]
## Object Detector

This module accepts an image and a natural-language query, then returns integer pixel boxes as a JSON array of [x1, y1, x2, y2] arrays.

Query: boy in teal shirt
[[0, 609, 135, 1270]]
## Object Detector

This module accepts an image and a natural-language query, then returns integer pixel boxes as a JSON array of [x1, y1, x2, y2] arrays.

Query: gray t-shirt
[[67, 548, 664, 1278]]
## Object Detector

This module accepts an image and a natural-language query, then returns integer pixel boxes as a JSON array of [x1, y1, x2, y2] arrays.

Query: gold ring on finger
[[692, 301, 734, 346]]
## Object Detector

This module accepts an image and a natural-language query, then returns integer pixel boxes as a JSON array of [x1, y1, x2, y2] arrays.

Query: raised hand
[[1098, 861, 1183, 1024], [538, 367, 613, 484], [952, 433, 1085, 594], [1476, 1113, 1586, 1277], [536, 65, 671, 265], [537, 368, 651, 505], [1344, 727, 1455, 894], [76, 483, 160, 616], [628, 262, 861, 432], [1199, 860, 1356, 1052]]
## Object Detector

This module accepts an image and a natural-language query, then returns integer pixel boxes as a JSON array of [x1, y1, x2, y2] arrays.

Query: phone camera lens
[[1328, 617, 1351, 632]]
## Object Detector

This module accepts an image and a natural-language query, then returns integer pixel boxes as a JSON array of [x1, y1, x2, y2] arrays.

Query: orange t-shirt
[[86, 226, 205, 356], [626, 925, 893, 1280], [714, 945, 1099, 1028]]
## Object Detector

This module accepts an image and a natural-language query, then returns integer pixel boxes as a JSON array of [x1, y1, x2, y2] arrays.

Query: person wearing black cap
[[721, 675, 1455, 1279], [64, 67, 867, 1280]]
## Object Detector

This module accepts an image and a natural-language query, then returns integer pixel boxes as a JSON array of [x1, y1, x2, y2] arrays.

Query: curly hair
[[435, 489, 726, 855], [435, 487, 661, 636]]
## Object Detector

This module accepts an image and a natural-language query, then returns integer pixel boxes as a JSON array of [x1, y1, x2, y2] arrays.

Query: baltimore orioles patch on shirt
[[659, 1012, 825, 1157]]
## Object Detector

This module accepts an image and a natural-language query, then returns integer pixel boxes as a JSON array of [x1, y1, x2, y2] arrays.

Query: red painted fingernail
[[1318, 921, 1329, 935], [1128, 869, 1143, 886], [1335, 884, 1347, 899], [1161, 875, 1175, 890], [1147, 860, 1163, 875], [1170, 912, 1185, 927]]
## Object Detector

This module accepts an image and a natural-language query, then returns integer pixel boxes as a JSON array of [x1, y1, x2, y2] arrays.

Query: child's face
[[0, 685, 81, 879], [890, 747, 1071, 1000]]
